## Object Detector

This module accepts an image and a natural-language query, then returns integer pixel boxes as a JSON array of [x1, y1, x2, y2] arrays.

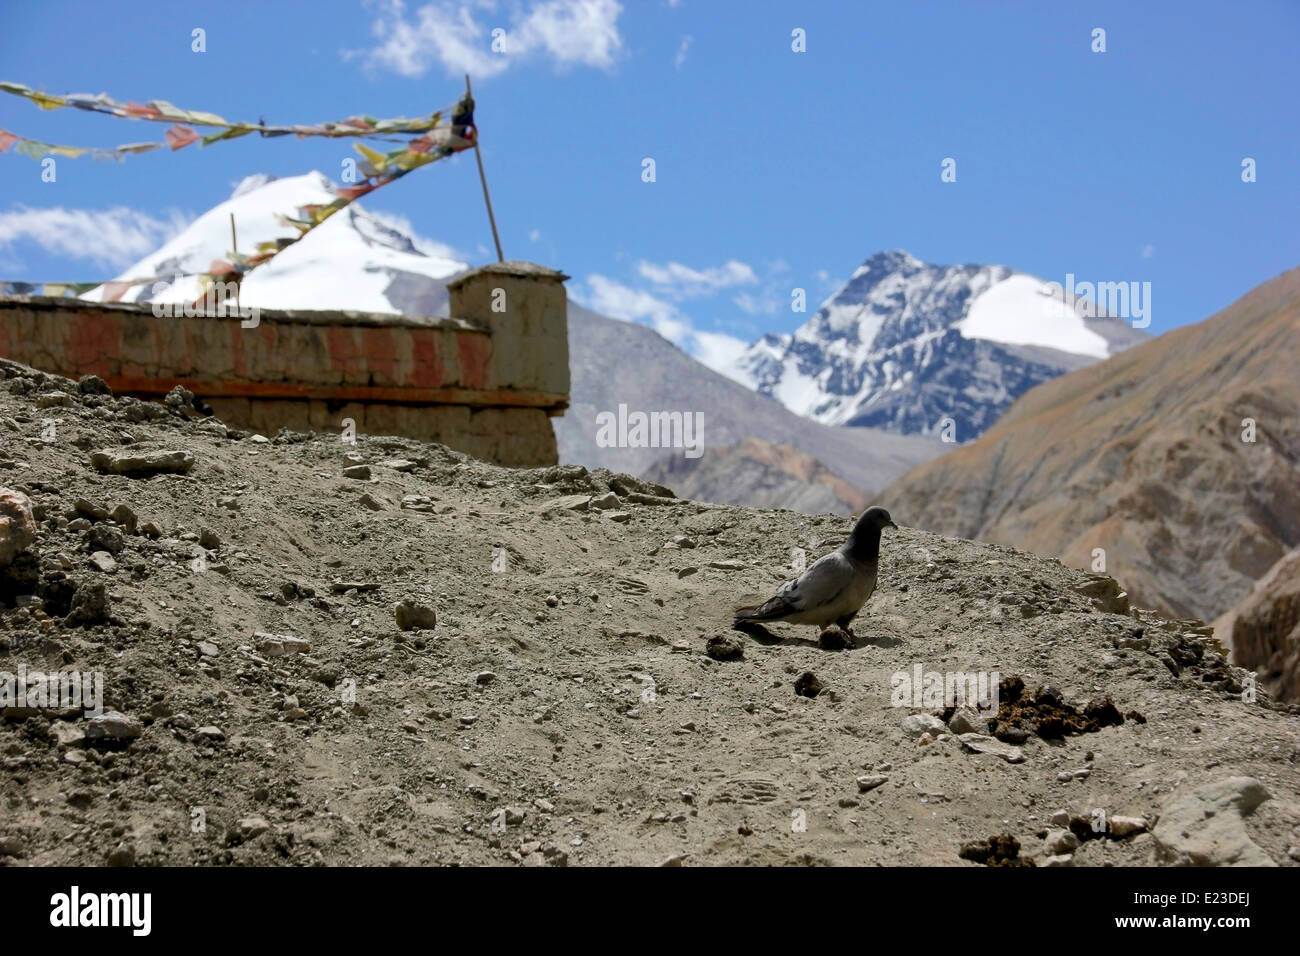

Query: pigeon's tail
[[734, 600, 785, 623]]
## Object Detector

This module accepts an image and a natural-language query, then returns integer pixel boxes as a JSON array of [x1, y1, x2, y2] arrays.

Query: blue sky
[[1, 0, 1297, 369]]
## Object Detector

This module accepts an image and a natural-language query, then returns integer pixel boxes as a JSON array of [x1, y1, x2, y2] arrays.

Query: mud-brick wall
[[205, 398, 556, 468], [0, 261, 571, 468]]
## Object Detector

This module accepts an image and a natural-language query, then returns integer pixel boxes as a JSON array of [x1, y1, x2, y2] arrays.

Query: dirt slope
[[1, 357, 1297, 867]]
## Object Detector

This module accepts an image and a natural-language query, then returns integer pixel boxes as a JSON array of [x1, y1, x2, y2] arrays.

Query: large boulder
[[0, 488, 37, 568], [1151, 776, 1275, 866]]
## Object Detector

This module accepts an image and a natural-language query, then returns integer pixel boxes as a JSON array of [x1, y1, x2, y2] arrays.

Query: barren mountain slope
[[642, 437, 869, 516], [561, 303, 945, 491], [883, 267, 1300, 624], [1221, 549, 1300, 704], [1, 357, 1297, 868]]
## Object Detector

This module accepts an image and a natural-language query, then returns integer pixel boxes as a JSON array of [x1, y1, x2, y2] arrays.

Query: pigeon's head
[[855, 506, 898, 533]]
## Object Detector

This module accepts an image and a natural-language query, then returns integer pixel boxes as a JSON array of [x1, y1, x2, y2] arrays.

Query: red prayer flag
[[124, 101, 163, 119], [101, 281, 130, 303], [0, 129, 17, 152], [164, 124, 200, 150]]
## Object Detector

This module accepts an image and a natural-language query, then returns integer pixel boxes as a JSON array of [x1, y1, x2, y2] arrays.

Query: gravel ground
[[1, 358, 1297, 867]]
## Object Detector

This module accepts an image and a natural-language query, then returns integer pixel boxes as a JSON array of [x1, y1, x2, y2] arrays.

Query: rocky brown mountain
[[641, 437, 869, 516], [1221, 549, 1300, 703], [882, 266, 1300, 625]]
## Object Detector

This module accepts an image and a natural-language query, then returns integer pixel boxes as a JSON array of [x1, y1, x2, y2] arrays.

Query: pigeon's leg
[[834, 614, 858, 642]]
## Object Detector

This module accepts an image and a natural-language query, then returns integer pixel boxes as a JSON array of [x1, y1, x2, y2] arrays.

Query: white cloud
[[578, 273, 747, 374], [1141, 244, 1155, 259], [635, 258, 757, 298], [732, 291, 778, 315], [0, 206, 190, 272], [529, 228, 542, 242], [674, 34, 692, 69], [353, 0, 623, 78]]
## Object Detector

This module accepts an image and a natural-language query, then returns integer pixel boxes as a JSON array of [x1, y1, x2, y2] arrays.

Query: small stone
[[231, 817, 271, 843], [401, 494, 435, 512], [199, 527, 222, 550], [139, 521, 163, 538], [47, 722, 87, 748], [342, 464, 371, 480], [254, 632, 311, 657], [197, 641, 219, 657], [545, 594, 560, 607], [86, 523, 125, 554], [196, 726, 225, 741], [706, 635, 744, 661], [589, 491, 620, 510], [538, 494, 591, 513], [106, 843, 135, 867], [89, 449, 195, 476], [1107, 816, 1149, 838], [475, 671, 497, 685], [84, 710, 143, 741], [957, 733, 1026, 764], [78, 374, 113, 396], [1049, 809, 1070, 827], [37, 391, 73, 408], [856, 775, 888, 793], [794, 671, 825, 698], [901, 713, 947, 737], [708, 560, 746, 571], [108, 503, 137, 533], [948, 707, 987, 736], [395, 600, 437, 631], [65, 582, 110, 627], [89, 551, 117, 573], [379, 459, 417, 472], [1044, 829, 1080, 854]]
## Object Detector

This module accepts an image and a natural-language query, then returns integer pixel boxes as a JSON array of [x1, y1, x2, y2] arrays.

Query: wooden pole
[[230, 212, 241, 313], [466, 74, 504, 263]]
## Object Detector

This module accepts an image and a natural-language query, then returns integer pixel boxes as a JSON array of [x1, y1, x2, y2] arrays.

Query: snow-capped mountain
[[728, 250, 1149, 440], [82, 171, 466, 313]]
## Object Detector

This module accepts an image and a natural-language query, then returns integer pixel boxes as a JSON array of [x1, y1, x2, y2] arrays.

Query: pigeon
[[733, 506, 897, 638]]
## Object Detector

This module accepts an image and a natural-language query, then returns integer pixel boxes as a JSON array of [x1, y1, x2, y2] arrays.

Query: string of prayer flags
[[1, 81, 461, 142], [0, 126, 164, 161]]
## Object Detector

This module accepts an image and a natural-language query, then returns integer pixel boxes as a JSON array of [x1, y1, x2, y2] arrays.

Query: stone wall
[[0, 261, 569, 467]]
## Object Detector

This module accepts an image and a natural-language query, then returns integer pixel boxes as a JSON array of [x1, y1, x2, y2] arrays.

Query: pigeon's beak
[[887, 520, 898, 530]]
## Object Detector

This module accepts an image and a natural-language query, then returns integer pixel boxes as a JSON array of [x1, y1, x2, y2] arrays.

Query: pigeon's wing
[[736, 552, 855, 621]]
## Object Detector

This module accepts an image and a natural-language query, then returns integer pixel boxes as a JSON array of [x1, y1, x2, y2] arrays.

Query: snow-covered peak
[[230, 172, 280, 198], [729, 251, 1147, 438], [82, 171, 468, 315]]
